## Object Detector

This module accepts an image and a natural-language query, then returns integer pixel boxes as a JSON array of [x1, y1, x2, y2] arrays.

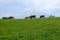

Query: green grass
[[0, 17, 60, 40]]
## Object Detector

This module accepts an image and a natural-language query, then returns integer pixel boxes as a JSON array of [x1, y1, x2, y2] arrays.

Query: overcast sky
[[0, 0, 60, 18]]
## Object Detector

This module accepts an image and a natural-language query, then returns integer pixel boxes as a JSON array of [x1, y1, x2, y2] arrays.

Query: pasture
[[0, 17, 60, 40]]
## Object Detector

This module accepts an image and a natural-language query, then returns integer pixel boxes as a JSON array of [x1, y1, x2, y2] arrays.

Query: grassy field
[[0, 17, 60, 40]]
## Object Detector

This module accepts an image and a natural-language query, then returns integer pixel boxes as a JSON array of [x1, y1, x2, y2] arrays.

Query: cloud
[[34, 0, 59, 10], [0, 0, 60, 18]]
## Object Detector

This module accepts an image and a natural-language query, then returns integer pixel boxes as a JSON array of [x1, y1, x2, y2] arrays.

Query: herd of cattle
[[25, 15, 45, 19], [2, 15, 45, 19]]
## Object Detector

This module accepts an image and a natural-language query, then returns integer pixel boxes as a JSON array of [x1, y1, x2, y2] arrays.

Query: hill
[[0, 17, 60, 40]]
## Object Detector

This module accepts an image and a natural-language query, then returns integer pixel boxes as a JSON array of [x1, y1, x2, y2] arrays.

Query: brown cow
[[2, 17, 7, 19], [25, 15, 36, 19], [2, 16, 14, 19], [8, 16, 14, 19]]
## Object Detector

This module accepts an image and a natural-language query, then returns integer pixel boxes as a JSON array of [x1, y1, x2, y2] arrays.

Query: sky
[[0, 0, 60, 18]]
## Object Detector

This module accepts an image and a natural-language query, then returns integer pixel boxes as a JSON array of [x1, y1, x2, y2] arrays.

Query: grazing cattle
[[2, 16, 14, 19], [25, 15, 36, 19], [40, 15, 45, 18], [8, 16, 14, 19], [2, 17, 7, 19]]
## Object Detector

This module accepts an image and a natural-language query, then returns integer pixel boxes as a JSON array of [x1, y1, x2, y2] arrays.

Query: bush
[[49, 15, 55, 18]]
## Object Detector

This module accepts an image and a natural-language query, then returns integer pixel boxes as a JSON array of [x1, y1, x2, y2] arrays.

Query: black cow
[[40, 15, 45, 18]]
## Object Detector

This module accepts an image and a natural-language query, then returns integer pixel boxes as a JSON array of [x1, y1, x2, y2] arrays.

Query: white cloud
[[0, 0, 60, 18], [34, 0, 59, 10]]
